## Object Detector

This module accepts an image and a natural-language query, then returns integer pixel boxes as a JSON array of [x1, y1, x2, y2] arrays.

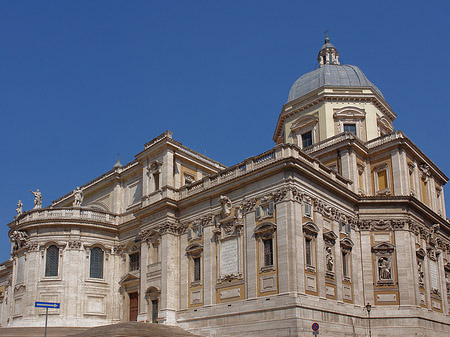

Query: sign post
[[312, 322, 319, 336], [35, 302, 60, 337]]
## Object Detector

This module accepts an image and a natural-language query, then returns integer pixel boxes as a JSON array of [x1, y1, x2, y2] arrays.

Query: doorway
[[129, 292, 138, 321]]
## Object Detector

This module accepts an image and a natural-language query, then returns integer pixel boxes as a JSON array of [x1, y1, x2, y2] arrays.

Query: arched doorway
[[145, 287, 160, 323]]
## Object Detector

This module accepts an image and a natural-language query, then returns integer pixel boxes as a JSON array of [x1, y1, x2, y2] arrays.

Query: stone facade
[[1, 38, 450, 336]]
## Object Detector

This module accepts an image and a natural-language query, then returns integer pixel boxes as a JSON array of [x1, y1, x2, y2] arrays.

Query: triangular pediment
[[372, 242, 395, 253], [119, 273, 140, 285]]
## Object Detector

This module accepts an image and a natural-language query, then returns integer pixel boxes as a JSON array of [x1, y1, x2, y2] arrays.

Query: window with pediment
[[290, 115, 319, 149], [186, 243, 203, 286], [303, 222, 319, 272], [323, 230, 337, 279], [372, 242, 395, 285], [333, 107, 366, 140], [377, 116, 394, 137], [340, 238, 354, 282], [254, 222, 277, 273]]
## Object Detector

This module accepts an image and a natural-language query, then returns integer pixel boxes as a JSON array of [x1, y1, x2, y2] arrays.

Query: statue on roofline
[[16, 200, 23, 216], [73, 186, 83, 207], [30, 189, 42, 209]]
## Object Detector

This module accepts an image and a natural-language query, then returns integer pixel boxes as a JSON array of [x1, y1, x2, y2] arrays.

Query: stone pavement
[[0, 322, 201, 337]]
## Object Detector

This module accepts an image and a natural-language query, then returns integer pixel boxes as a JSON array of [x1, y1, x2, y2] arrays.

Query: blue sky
[[0, 1, 449, 263]]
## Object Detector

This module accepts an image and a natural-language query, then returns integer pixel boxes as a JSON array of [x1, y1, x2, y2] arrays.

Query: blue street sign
[[312, 322, 319, 331], [35, 301, 60, 309]]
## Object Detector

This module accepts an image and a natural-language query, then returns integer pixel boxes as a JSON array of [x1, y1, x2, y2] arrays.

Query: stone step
[[0, 327, 87, 337], [0, 322, 200, 337]]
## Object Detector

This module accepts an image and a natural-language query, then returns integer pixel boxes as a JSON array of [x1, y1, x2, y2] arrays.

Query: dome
[[287, 64, 384, 103], [287, 35, 384, 103]]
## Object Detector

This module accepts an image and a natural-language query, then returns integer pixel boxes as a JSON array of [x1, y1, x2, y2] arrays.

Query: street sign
[[35, 301, 60, 309], [313, 332, 319, 336], [35, 302, 60, 337], [312, 322, 319, 331]]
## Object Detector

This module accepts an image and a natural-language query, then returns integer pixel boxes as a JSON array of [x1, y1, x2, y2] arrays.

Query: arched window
[[90, 247, 104, 279], [45, 245, 59, 277]]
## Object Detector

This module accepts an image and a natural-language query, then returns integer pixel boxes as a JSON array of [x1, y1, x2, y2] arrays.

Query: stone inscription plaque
[[220, 238, 238, 275], [429, 260, 438, 290]]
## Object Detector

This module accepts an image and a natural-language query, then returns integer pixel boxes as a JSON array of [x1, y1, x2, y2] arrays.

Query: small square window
[[304, 203, 312, 218], [344, 123, 356, 135]]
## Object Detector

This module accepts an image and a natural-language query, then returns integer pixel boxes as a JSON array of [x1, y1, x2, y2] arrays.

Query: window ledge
[[259, 265, 275, 273], [86, 278, 107, 285]]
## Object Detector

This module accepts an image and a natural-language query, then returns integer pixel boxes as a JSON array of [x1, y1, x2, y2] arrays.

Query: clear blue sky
[[1, 1, 449, 263]]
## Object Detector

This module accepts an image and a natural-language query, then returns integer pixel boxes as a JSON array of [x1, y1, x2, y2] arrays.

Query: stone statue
[[16, 200, 23, 216], [235, 205, 243, 220], [219, 196, 232, 218], [73, 186, 83, 207], [30, 189, 42, 209], [427, 224, 439, 245], [325, 246, 334, 272], [378, 257, 392, 280], [418, 261, 424, 285], [10, 230, 28, 251]]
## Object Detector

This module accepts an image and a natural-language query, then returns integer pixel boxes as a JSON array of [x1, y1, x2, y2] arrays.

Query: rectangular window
[[301, 131, 313, 148], [193, 257, 201, 282], [45, 245, 59, 277], [305, 238, 312, 266], [342, 252, 349, 278], [344, 123, 356, 135], [151, 299, 158, 323], [377, 170, 388, 190], [304, 203, 312, 218], [153, 172, 160, 191], [263, 239, 274, 266], [129, 252, 140, 272], [89, 247, 104, 279]]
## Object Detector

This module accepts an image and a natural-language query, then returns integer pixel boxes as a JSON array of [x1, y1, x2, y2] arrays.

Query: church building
[[1, 36, 449, 336]]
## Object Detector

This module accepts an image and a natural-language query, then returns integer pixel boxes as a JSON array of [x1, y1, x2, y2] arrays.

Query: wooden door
[[129, 292, 138, 322]]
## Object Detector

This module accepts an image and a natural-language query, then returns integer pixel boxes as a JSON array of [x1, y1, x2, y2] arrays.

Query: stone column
[[391, 148, 408, 196], [314, 212, 326, 298], [275, 192, 296, 293], [159, 231, 179, 325], [394, 230, 415, 306], [438, 252, 448, 314], [244, 209, 257, 299], [295, 201, 305, 294], [138, 241, 149, 321], [203, 225, 214, 306], [360, 230, 374, 305]]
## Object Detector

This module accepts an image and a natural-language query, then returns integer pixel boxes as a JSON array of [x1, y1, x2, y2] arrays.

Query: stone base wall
[[177, 293, 450, 337]]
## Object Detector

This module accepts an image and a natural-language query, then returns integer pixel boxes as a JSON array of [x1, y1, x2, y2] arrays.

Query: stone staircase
[[0, 322, 200, 337]]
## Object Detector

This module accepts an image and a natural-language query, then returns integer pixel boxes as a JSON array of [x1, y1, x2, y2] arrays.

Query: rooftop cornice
[[358, 195, 450, 233], [304, 131, 448, 183], [273, 87, 395, 143], [178, 143, 355, 202]]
